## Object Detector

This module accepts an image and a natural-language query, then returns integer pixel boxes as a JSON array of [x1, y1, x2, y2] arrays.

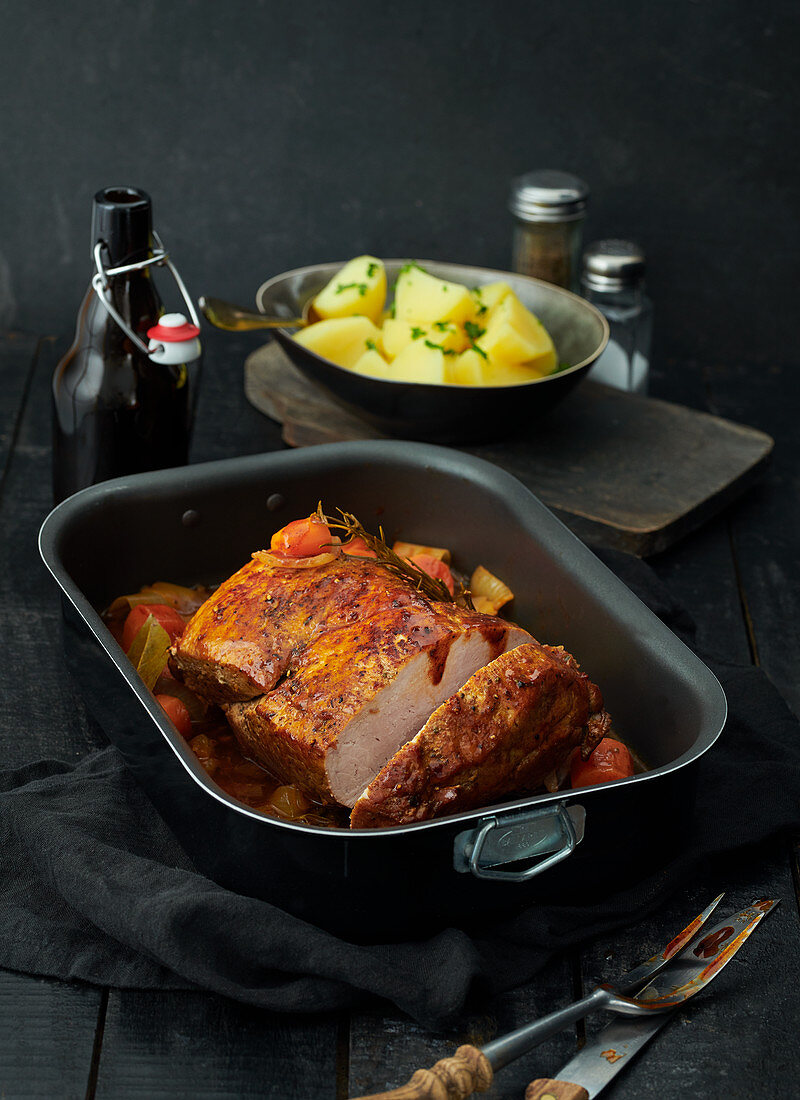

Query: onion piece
[[254, 548, 340, 570], [392, 540, 452, 564], [470, 565, 514, 614]]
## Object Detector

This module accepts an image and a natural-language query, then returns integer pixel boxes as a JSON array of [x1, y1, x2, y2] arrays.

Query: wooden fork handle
[[350, 1044, 492, 1099], [525, 1079, 589, 1100]]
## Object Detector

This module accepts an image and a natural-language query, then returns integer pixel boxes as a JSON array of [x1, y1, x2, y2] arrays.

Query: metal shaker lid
[[509, 170, 589, 223], [582, 239, 646, 290]]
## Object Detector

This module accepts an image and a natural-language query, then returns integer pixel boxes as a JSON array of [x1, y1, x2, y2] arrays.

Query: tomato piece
[[409, 553, 455, 595], [122, 603, 186, 651], [155, 694, 193, 738], [342, 535, 377, 559], [270, 516, 332, 557], [571, 737, 634, 789]]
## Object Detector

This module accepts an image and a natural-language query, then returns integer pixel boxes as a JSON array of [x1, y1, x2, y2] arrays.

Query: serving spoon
[[198, 295, 319, 332]]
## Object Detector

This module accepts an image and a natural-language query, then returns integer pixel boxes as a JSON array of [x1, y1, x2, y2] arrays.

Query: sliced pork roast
[[225, 603, 531, 808], [173, 545, 610, 827], [172, 552, 438, 704], [350, 642, 612, 828]]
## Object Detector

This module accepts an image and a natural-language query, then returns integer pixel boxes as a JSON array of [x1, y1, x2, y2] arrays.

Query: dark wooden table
[[1, 329, 798, 1099]]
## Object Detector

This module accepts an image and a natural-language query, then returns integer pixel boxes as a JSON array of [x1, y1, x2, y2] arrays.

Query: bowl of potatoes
[[256, 257, 609, 443]]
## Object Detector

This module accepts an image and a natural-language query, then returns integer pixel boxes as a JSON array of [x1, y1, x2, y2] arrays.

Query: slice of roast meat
[[349, 642, 612, 828], [172, 551, 438, 704], [225, 604, 532, 808]]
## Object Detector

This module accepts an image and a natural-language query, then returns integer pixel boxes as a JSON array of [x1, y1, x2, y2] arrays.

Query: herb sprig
[[316, 504, 474, 609]]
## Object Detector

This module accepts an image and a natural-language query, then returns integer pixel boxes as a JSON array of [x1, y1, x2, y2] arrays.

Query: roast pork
[[225, 602, 531, 808], [173, 545, 611, 828], [173, 552, 440, 704], [350, 642, 612, 828]]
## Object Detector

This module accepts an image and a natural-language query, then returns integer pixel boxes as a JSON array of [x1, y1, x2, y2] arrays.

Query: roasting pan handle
[[453, 804, 585, 882]]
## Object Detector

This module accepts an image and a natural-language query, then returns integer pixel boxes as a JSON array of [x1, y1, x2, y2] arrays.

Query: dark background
[[1, 0, 797, 372]]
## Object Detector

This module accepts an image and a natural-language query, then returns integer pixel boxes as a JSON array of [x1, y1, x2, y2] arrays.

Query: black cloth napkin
[[2, 551, 799, 1029]]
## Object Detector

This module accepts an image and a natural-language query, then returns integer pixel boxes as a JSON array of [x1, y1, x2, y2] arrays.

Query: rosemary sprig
[[317, 504, 474, 609]]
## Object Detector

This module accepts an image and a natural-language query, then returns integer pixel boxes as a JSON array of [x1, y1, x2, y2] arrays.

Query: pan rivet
[[181, 509, 201, 527], [266, 493, 285, 512]]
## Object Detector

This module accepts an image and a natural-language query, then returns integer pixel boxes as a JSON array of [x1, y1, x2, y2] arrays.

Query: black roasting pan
[[39, 441, 726, 941]]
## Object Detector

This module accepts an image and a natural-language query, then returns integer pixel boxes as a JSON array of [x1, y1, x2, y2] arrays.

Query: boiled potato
[[449, 348, 486, 385], [312, 256, 386, 325], [393, 264, 476, 327], [294, 316, 382, 369], [293, 259, 560, 386], [476, 294, 556, 371], [382, 318, 468, 359], [451, 347, 545, 386], [471, 281, 513, 321], [389, 340, 449, 384], [351, 348, 393, 379]]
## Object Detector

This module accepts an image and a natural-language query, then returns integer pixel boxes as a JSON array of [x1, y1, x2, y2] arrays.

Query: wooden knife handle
[[525, 1079, 589, 1100], [350, 1044, 492, 1099]]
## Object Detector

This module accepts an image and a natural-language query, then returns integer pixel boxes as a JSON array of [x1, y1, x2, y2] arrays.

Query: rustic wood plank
[[0, 337, 103, 764], [0, 972, 102, 1100], [93, 989, 340, 1100], [0, 331, 40, 480], [704, 359, 800, 717]]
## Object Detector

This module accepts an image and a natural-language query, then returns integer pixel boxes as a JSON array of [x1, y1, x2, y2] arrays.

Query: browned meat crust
[[349, 642, 611, 828], [172, 552, 436, 704]]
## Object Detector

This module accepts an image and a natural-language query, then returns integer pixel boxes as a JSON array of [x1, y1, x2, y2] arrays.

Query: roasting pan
[[39, 442, 726, 941]]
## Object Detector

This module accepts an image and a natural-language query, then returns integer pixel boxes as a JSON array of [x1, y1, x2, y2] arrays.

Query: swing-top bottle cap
[[147, 313, 201, 342], [92, 187, 153, 267], [147, 313, 202, 365]]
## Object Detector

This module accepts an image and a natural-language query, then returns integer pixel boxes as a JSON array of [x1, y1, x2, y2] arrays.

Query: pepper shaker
[[581, 240, 653, 394], [509, 170, 589, 293]]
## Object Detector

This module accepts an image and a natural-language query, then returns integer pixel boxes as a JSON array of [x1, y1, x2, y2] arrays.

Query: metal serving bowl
[[256, 260, 609, 444]]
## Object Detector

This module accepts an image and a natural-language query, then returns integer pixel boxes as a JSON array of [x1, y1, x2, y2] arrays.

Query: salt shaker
[[581, 240, 653, 394], [509, 170, 589, 293]]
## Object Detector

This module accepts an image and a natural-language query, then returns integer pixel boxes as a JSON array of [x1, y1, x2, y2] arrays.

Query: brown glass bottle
[[52, 187, 194, 502]]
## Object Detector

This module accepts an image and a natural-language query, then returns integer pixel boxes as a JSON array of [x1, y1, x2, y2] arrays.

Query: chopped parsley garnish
[[476, 304, 488, 316], [433, 320, 449, 331], [463, 320, 488, 359], [556, 361, 571, 372], [366, 262, 378, 278], [365, 339, 378, 351], [424, 340, 456, 356], [336, 281, 368, 296], [411, 326, 425, 339], [398, 261, 427, 277]]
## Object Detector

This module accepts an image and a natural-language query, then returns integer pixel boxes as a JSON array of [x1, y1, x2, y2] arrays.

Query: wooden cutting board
[[244, 341, 773, 557]]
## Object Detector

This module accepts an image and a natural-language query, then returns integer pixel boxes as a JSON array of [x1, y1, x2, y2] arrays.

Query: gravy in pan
[[185, 710, 347, 828]]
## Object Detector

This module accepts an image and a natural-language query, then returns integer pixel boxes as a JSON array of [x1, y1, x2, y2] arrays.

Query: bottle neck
[[92, 187, 154, 268]]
